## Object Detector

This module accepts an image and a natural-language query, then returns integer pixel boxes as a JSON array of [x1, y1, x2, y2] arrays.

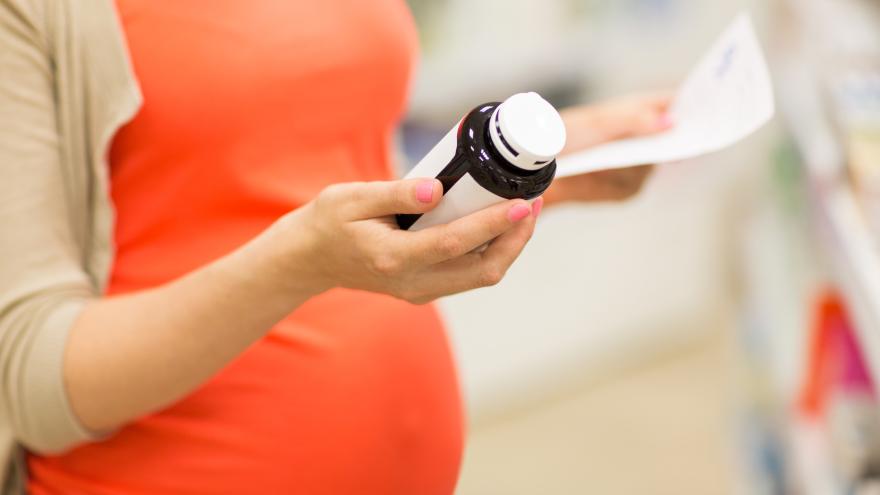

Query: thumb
[[343, 178, 444, 220], [627, 92, 675, 136], [632, 106, 674, 136]]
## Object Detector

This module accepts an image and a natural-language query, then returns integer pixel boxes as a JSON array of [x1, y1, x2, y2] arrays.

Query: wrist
[[268, 206, 335, 297], [229, 208, 332, 304]]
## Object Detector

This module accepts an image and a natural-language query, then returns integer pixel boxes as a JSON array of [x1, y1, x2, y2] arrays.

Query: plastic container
[[397, 92, 566, 230]]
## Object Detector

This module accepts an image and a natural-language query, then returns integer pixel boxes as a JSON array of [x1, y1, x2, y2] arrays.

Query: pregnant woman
[[0, 1, 670, 493]]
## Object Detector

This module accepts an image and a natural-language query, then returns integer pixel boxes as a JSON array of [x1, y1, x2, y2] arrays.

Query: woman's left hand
[[543, 92, 674, 205]]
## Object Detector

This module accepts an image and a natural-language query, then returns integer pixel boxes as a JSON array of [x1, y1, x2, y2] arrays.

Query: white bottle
[[397, 92, 566, 230]]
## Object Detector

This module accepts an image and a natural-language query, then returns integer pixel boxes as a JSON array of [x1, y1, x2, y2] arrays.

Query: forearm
[[64, 219, 323, 432]]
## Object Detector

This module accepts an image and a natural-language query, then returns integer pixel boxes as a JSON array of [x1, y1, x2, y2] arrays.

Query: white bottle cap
[[488, 92, 567, 171]]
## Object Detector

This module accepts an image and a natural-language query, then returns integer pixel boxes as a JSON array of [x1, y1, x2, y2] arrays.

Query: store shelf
[[738, 1, 880, 493], [779, 0, 880, 394], [789, 418, 841, 495], [810, 184, 880, 381], [780, 75, 880, 389]]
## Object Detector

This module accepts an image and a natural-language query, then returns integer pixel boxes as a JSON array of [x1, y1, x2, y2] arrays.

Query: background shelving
[[740, 0, 880, 492]]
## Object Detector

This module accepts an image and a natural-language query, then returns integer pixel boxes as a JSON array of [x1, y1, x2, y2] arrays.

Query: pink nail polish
[[658, 114, 674, 129], [532, 197, 544, 218], [416, 181, 434, 203], [507, 204, 531, 223]]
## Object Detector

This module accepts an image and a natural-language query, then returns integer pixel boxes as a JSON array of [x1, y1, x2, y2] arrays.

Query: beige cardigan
[[0, 0, 141, 491]]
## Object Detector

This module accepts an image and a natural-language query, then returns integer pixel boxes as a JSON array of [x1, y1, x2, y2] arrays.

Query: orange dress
[[26, 1, 464, 494]]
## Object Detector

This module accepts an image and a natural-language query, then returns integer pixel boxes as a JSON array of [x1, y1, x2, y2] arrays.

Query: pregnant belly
[[27, 289, 464, 495]]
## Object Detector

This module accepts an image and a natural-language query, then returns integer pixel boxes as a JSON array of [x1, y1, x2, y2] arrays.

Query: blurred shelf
[[769, 1, 880, 492], [788, 418, 841, 494], [810, 183, 880, 381], [782, 77, 880, 394], [789, 418, 844, 495], [779, 0, 880, 395]]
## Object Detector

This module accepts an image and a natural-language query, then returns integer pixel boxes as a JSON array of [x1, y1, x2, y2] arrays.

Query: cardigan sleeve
[[0, 0, 103, 454]]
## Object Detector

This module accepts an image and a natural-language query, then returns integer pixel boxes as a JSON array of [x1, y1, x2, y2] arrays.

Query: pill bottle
[[398, 92, 566, 230]]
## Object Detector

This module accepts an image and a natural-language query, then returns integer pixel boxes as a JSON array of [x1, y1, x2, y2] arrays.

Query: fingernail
[[532, 197, 544, 218], [416, 180, 435, 203], [658, 114, 674, 129], [507, 204, 531, 223]]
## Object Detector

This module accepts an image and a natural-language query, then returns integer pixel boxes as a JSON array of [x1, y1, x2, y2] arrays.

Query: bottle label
[[398, 121, 473, 230], [408, 173, 507, 231]]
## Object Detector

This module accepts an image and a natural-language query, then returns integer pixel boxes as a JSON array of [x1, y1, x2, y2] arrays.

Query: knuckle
[[610, 188, 638, 201], [348, 182, 369, 201], [408, 293, 436, 305], [396, 184, 414, 206], [319, 183, 345, 201], [437, 233, 466, 258], [478, 264, 505, 287], [315, 185, 345, 212], [396, 287, 424, 304], [370, 252, 403, 276], [321, 182, 367, 205]]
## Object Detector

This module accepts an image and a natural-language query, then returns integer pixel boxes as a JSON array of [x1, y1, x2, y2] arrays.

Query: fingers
[[584, 165, 655, 201], [478, 206, 538, 277], [400, 209, 538, 303], [560, 91, 675, 154], [629, 110, 672, 136], [626, 90, 674, 111], [320, 179, 444, 220], [603, 93, 674, 138], [396, 199, 534, 266]]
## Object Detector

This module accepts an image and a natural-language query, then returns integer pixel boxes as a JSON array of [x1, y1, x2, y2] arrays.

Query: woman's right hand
[[272, 179, 540, 304], [64, 177, 538, 432]]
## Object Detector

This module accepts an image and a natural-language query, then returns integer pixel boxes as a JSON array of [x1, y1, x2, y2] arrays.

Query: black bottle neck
[[457, 102, 556, 200]]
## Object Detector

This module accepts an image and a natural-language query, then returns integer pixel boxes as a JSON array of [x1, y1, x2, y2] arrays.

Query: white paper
[[556, 14, 775, 177]]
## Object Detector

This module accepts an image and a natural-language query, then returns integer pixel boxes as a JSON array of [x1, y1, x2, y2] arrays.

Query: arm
[[64, 224, 320, 434], [1, 4, 538, 448], [66, 183, 538, 433], [0, 0, 101, 453]]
